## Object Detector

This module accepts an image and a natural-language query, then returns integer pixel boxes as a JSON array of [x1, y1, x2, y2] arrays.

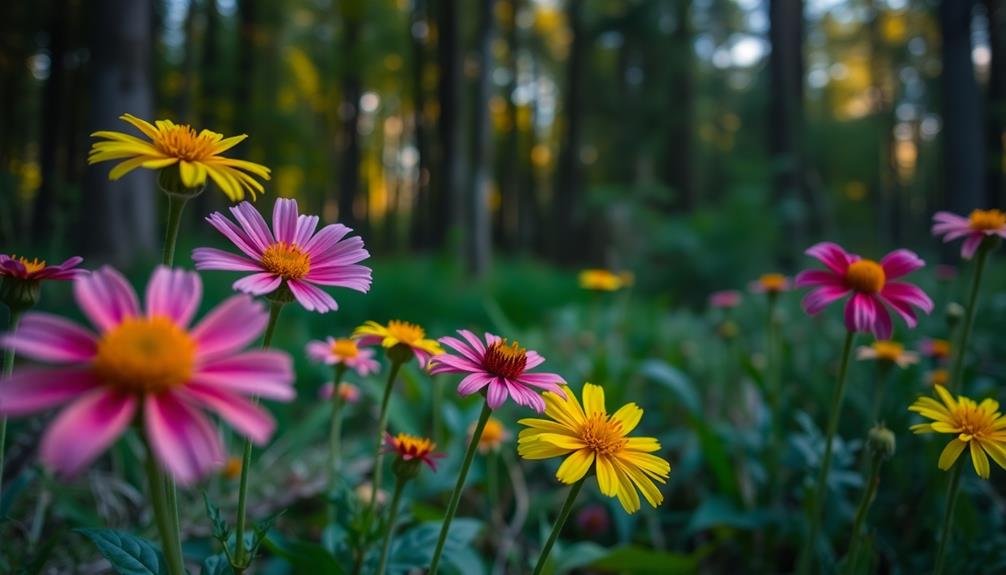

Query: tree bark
[[665, 0, 694, 210], [553, 0, 586, 263], [497, 0, 522, 249], [337, 0, 363, 230], [467, 0, 494, 276], [408, 0, 431, 248], [985, 0, 1005, 208], [32, 0, 70, 242], [435, 0, 462, 248]]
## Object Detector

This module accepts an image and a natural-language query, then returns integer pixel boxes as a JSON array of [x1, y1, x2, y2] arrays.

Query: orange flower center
[[968, 209, 1006, 232], [261, 242, 311, 280], [391, 433, 436, 458], [579, 415, 626, 455], [93, 316, 195, 394], [928, 369, 949, 387], [871, 340, 904, 362], [930, 339, 951, 358], [11, 255, 46, 274], [953, 403, 997, 441], [330, 338, 359, 359], [154, 124, 221, 161], [845, 259, 885, 293], [484, 339, 528, 379], [386, 320, 426, 345], [759, 273, 788, 292], [476, 418, 506, 450]]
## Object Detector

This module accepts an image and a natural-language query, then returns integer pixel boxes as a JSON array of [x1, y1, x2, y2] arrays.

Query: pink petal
[[304, 264, 373, 292], [525, 351, 545, 369], [439, 334, 484, 364], [145, 266, 202, 327], [795, 269, 843, 288], [181, 384, 276, 444], [35, 256, 87, 280], [190, 350, 295, 400], [961, 234, 984, 259], [294, 214, 320, 246], [233, 272, 282, 295], [458, 330, 487, 355], [1, 313, 97, 363], [303, 224, 352, 258], [74, 266, 140, 331], [484, 333, 502, 347], [230, 202, 275, 252], [306, 340, 334, 363], [310, 236, 370, 266], [802, 285, 850, 314], [272, 198, 299, 244], [880, 249, 925, 280], [144, 393, 224, 485], [192, 247, 264, 272], [486, 379, 509, 409], [872, 301, 893, 340], [191, 295, 269, 359], [40, 389, 136, 478], [844, 293, 876, 334], [881, 282, 934, 314], [518, 372, 566, 392], [805, 242, 855, 275], [287, 280, 338, 313], [457, 372, 494, 395], [206, 212, 262, 258], [0, 368, 101, 416]]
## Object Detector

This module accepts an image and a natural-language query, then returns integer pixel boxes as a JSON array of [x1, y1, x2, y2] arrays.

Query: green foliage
[[76, 529, 166, 575]]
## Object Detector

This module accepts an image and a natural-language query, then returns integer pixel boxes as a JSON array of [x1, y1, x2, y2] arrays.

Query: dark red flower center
[[483, 339, 528, 379]]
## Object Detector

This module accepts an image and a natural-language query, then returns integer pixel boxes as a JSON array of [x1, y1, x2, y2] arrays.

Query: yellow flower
[[926, 369, 950, 388], [855, 340, 919, 369], [352, 320, 444, 361], [578, 269, 633, 292], [472, 417, 509, 453], [752, 273, 791, 294], [88, 114, 270, 201], [518, 383, 670, 513], [908, 385, 1006, 479]]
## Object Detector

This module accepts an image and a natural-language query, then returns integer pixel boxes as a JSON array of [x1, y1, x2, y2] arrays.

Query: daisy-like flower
[[353, 320, 443, 366], [383, 432, 444, 471], [709, 290, 742, 309], [0, 266, 295, 483], [750, 273, 791, 295], [88, 114, 270, 201], [0, 254, 85, 282], [795, 242, 933, 339], [193, 198, 372, 313], [926, 369, 950, 388], [319, 381, 361, 404], [471, 417, 510, 453], [518, 383, 671, 513], [909, 385, 1006, 479], [429, 330, 566, 412], [932, 209, 1006, 259], [578, 269, 633, 292], [306, 337, 380, 376], [856, 340, 919, 369], [919, 338, 952, 361]]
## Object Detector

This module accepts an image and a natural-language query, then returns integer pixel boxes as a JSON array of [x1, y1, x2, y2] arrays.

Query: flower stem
[[376, 476, 407, 575], [0, 310, 23, 514], [232, 301, 284, 574], [144, 442, 186, 575], [843, 450, 884, 574], [934, 462, 963, 575], [428, 401, 493, 574], [949, 243, 990, 392], [766, 297, 783, 502], [531, 477, 586, 575], [870, 364, 893, 425], [161, 195, 188, 267], [363, 359, 405, 526], [329, 364, 348, 483], [799, 330, 856, 575]]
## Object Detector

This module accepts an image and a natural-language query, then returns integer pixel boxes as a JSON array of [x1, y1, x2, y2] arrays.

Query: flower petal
[[74, 266, 140, 331], [181, 385, 277, 445], [556, 448, 594, 484], [40, 389, 136, 478], [938, 439, 967, 471], [191, 295, 269, 359], [0, 313, 97, 363], [0, 368, 101, 416], [145, 267, 202, 327], [144, 393, 224, 485]]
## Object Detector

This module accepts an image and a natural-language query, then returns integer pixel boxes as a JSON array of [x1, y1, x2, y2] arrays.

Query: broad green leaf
[[589, 545, 704, 574], [77, 529, 165, 575]]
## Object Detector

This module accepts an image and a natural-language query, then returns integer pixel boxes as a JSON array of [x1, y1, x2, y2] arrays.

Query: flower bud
[[717, 320, 739, 340], [158, 164, 206, 199], [0, 276, 40, 312], [387, 342, 414, 365], [867, 425, 896, 459], [945, 302, 964, 328]]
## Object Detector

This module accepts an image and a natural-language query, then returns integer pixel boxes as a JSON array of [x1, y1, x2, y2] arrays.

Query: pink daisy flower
[[0, 254, 85, 281], [709, 290, 742, 309], [429, 330, 566, 412], [795, 242, 934, 339], [192, 197, 372, 313], [932, 209, 1006, 259], [306, 337, 380, 376], [0, 266, 295, 484]]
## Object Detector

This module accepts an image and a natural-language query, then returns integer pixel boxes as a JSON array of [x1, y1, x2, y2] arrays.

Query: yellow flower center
[[261, 242, 311, 280], [484, 339, 528, 379], [11, 255, 46, 274], [968, 209, 1006, 231], [93, 316, 196, 394], [330, 338, 359, 359], [845, 259, 885, 293], [477, 418, 506, 450], [154, 124, 222, 161], [392, 433, 436, 458], [953, 403, 998, 442], [871, 340, 904, 362], [579, 415, 627, 455], [386, 320, 426, 345], [759, 273, 788, 292]]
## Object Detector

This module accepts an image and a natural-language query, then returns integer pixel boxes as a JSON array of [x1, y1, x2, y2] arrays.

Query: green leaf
[[200, 554, 233, 575], [390, 519, 484, 573], [638, 360, 701, 415], [77, 529, 166, 575], [263, 534, 344, 574], [589, 545, 704, 574], [686, 496, 768, 533], [552, 542, 610, 574], [202, 493, 230, 543]]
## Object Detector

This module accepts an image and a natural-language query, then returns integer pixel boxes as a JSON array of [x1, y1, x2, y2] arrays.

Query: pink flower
[[306, 337, 380, 376], [709, 290, 742, 309], [192, 198, 372, 313], [795, 242, 933, 339], [0, 266, 295, 484], [932, 209, 1006, 259], [429, 330, 566, 412], [0, 254, 85, 281], [319, 381, 361, 404]]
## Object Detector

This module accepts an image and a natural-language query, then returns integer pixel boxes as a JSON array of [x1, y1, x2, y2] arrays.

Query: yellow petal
[[595, 454, 618, 496], [979, 398, 1000, 414], [611, 402, 643, 436], [611, 460, 641, 513], [615, 457, 664, 508], [543, 387, 585, 429], [582, 383, 606, 417], [179, 160, 198, 187], [934, 385, 957, 410], [618, 451, 671, 479], [142, 157, 179, 169], [517, 418, 576, 435], [535, 433, 586, 450], [623, 437, 662, 452], [555, 449, 594, 484], [910, 423, 934, 434], [209, 157, 271, 178], [213, 134, 248, 154], [931, 421, 961, 434], [971, 441, 991, 479], [108, 156, 150, 180], [120, 114, 162, 139], [979, 439, 1006, 472], [938, 439, 967, 471], [517, 441, 571, 460]]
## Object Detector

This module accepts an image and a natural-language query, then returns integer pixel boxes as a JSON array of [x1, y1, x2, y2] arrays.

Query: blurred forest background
[[0, 0, 1003, 298]]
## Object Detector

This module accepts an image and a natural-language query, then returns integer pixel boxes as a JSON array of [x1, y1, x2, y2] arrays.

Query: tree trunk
[[553, 0, 586, 263], [408, 0, 431, 248], [940, 0, 985, 214], [497, 0, 522, 250], [467, 0, 494, 276], [435, 0, 462, 249], [337, 0, 363, 230], [236, 0, 257, 137], [83, 0, 156, 263], [985, 0, 1005, 208], [665, 0, 694, 210], [32, 0, 70, 243]]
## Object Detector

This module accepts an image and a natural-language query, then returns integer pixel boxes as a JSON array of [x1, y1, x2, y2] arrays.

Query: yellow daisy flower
[[353, 320, 443, 365], [909, 385, 1006, 479], [518, 383, 671, 513], [88, 114, 270, 201], [856, 340, 920, 369], [578, 269, 633, 292]]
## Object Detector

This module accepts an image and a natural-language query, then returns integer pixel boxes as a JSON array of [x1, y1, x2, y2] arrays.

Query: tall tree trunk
[[497, 0, 522, 250], [236, 0, 257, 138], [985, 0, 1005, 208], [435, 0, 462, 248], [32, 0, 70, 243], [553, 0, 586, 263], [467, 0, 494, 276], [768, 0, 805, 261], [83, 0, 156, 263], [408, 0, 431, 248], [665, 0, 694, 210], [940, 0, 985, 214], [337, 0, 363, 230]]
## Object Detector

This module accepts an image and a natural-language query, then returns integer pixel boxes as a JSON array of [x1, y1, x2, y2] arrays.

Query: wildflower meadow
[[2, 2, 1006, 574]]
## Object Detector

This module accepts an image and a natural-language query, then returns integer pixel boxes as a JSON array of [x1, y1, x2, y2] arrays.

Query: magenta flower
[[0, 266, 295, 484], [192, 198, 372, 313], [795, 242, 933, 339], [709, 290, 742, 309], [306, 337, 380, 376], [429, 330, 566, 412], [0, 254, 85, 281], [932, 209, 1006, 259]]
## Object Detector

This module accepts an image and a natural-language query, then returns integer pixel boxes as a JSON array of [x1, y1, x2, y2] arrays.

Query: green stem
[[799, 330, 856, 575], [161, 195, 188, 267], [934, 462, 964, 575], [843, 451, 883, 574], [428, 401, 493, 574], [329, 364, 348, 483], [531, 477, 586, 575], [949, 243, 990, 392], [870, 364, 893, 425], [232, 301, 284, 574], [376, 476, 407, 575], [145, 442, 186, 575], [363, 359, 405, 526], [766, 298, 783, 500], [0, 309, 23, 513], [431, 376, 443, 445]]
